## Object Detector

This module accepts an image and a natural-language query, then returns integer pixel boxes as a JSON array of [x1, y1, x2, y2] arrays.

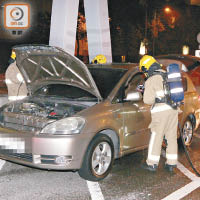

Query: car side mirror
[[124, 91, 142, 102]]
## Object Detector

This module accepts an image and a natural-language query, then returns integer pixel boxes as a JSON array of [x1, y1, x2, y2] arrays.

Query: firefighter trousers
[[147, 107, 178, 166]]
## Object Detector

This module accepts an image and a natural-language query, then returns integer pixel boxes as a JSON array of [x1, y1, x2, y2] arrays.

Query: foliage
[[109, 0, 200, 60], [108, 0, 145, 62]]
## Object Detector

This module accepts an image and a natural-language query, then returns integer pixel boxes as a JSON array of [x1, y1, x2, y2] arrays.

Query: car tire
[[78, 134, 114, 181], [181, 117, 194, 146]]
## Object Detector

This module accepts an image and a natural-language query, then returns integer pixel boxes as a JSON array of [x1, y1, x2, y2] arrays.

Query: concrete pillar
[[84, 0, 112, 63], [49, 0, 79, 55], [49, 0, 112, 63]]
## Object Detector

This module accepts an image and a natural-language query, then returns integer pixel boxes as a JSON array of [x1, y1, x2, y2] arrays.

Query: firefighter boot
[[165, 164, 177, 172], [141, 163, 158, 172]]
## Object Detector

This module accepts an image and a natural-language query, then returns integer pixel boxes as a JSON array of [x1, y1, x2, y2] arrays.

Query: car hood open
[[13, 45, 102, 100]]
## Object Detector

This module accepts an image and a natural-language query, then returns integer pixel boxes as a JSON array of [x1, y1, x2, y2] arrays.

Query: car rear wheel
[[181, 118, 194, 146], [78, 134, 114, 181]]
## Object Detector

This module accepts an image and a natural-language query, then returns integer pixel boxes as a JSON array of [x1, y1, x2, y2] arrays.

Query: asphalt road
[[0, 133, 200, 200]]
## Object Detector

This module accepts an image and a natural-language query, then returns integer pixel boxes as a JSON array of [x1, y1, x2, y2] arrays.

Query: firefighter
[[5, 51, 28, 101], [91, 54, 107, 64], [139, 55, 178, 172]]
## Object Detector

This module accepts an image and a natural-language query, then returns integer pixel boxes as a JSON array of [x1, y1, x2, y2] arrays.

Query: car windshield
[[88, 67, 127, 99], [33, 67, 127, 100], [34, 84, 97, 100]]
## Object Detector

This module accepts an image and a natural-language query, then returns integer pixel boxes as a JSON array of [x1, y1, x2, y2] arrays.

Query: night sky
[[0, 0, 199, 70]]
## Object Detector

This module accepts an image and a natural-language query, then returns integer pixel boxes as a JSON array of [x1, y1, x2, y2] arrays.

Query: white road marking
[[86, 152, 199, 200], [87, 181, 104, 200], [86, 150, 199, 200], [161, 179, 200, 200], [177, 162, 199, 181], [161, 149, 200, 199], [0, 159, 6, 170]]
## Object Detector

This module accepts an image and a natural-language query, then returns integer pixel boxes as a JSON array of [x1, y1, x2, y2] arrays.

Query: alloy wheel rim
[[183, 120, 193, 145], [92, 141, 112, 175]]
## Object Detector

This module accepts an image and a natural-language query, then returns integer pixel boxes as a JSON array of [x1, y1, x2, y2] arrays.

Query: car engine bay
[[0, 96, 92, 132]]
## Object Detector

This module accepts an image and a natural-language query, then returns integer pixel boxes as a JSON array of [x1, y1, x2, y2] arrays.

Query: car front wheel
[[78, 134, 114, 181]]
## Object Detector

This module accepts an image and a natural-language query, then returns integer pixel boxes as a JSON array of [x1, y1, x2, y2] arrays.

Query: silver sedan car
[[0, 45, 200, 181]]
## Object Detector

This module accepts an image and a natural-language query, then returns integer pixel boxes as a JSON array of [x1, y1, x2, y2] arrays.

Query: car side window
[[124, 73, 145, 97], [113, 72, 145, 103]]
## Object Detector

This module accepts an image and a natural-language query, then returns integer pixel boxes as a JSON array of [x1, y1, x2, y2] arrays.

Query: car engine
[[0, 97, 89, 132]]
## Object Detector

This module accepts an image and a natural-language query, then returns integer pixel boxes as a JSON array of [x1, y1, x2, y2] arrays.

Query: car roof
[[156, 54, 200, 71], [156, 54, 200, 60]]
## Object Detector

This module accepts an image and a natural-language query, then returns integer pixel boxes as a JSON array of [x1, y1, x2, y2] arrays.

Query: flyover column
[[49, 0, 79, 55], [84, 0, 112, 63], [49, 0, 112, 63]]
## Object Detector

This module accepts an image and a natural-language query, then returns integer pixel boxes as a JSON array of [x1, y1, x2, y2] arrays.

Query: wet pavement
[[100, 143, 198, 200], [0, 133, 200, 200]]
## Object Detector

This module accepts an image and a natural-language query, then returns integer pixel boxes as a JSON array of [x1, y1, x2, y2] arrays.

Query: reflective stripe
[[170, 88, 183, 94], [168, 73, 181, 79], [147, 132, 160, 162], [6, 76, 24, 84], [143, 58, 151, 65], [8, 96, 26, 101], [5, 79, 12, 84], [156, 90, 165, 97], [17, 73, 24, 82], [148, 154, 160, 162], [166, 153, 178, 160], [151, 104, 172, 113]]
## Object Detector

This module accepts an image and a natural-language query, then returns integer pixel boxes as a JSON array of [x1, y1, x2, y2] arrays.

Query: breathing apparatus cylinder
[[166, 63, 184, 103]]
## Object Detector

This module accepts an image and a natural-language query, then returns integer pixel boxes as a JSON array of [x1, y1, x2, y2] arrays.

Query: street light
[[139, 40, 147, 55], [163, 6, 178, 28], [164, 7, 172, 14], [151, 5, 177, 56], [182, 45, 189, 55]]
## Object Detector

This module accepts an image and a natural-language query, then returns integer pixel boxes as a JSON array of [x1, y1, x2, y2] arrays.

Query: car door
[[122, 72, 151, 152]]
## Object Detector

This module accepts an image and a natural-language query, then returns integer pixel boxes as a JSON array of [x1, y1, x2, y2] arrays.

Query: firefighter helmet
[[92, 54, 107, 64], [11, 50, 16, 60], [139, 55, 158, 73]]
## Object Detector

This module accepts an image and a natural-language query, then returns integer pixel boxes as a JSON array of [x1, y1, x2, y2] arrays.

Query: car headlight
[[40, 117, 85, 135]]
